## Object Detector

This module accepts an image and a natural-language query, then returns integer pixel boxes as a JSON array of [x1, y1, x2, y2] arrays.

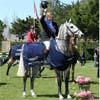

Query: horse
[[1, 20, 83, 100], [38, 37, 80, 81]]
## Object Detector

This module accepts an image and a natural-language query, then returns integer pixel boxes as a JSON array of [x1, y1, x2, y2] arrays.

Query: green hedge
[[0, 42, 1, 51], [77, 40, 99, 60], [10, 41, 25, 46]]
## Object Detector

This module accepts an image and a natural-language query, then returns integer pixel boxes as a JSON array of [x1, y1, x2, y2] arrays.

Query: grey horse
[[1, 20, 83, 100]]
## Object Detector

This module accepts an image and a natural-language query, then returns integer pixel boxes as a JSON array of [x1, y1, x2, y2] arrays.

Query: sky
[[0, 0, 77, 24]]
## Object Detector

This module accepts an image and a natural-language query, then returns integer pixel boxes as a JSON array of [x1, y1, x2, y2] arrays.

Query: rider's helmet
[[41, 0, 48, 9]]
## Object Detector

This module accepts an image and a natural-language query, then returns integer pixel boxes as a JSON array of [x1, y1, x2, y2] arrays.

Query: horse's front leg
[[55, 70, 64, 100], [64, 66, 71, 99]]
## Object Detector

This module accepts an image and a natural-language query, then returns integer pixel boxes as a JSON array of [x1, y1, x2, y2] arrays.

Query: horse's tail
[[0, 48, 11, 66]]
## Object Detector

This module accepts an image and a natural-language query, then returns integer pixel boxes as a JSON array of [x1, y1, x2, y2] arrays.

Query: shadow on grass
[[37, 94, 58, 98], [94, 96, 99, 99], [91, 93, 99, 99], [37, 94, 75, 99], [9, 76, 22, 78], [90, 81, 99, 84], [68, 80, 99, 84], [0, 82, 7, 86], [41, 76, 56, 78], [69, 80, 76, 83]]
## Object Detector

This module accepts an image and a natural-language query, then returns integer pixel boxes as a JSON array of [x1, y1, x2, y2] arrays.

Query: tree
[[0, 20, 6, 41], [11, 16, 33, 35], [67, 0, 98, 39], [53, 0, 99, 39], [87, 0, 99, 39], [10, 16, 41, 37], [53, 0, 72, 25]]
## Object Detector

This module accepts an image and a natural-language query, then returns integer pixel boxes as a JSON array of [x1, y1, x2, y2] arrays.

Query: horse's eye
[[70, 26, 73, 28]]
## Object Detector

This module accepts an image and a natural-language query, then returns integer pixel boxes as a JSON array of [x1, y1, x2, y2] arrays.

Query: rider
[[40, 10, 58, 40], [27, 25, 38, 43]]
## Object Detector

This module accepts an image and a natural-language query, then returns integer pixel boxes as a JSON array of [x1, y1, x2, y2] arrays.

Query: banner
[[34, 0, 39, 20]]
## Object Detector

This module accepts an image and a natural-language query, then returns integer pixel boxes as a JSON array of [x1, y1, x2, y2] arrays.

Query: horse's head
[[66, 20, 84, 37], [57, 19, 84, 40]]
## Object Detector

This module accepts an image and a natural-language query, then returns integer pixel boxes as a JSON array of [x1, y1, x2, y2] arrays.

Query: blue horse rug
[[23, 43, 46, 68], [47, 40, 71, 70], [11, 40, 72, 70], [11, 44, 22, 59]]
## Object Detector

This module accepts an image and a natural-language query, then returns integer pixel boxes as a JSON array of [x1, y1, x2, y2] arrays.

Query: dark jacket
[[40, 16, 58, 39]]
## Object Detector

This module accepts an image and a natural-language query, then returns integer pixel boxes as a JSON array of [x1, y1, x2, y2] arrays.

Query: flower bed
[[75, 76, 91, 85], [75, 75, 91, 91], [75, 91, 94, 100]]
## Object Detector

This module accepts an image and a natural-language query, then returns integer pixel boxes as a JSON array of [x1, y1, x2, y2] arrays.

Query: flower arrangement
[[75, 76, 91, 85], [75, 76, 91, 91], [75, 91, 94, 100]]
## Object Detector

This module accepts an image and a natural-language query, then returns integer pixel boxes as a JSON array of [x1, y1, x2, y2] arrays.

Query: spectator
[[27, 25, 38, 43], [94, 50, 97, 67], [94, 47, 99, 78], [80, 50, 86, 66]]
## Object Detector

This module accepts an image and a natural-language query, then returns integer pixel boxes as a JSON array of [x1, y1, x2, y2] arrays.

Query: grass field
[[0, 61, 99, 100]]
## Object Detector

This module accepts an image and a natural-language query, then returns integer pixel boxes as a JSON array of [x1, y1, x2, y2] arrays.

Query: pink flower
[[85, 77, 91, 83], [75, 76, 91, 85], [75, 91, 94, 100], [77, 91, 88, 97]]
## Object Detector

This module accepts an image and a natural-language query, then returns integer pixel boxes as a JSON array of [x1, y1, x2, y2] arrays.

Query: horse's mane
[[56, 23, 67, 40]]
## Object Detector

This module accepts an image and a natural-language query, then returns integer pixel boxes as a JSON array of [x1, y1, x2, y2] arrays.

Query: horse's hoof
[[31, 93, 37, 98], [30, 90, 37, 98], [59, 95, 64, 100], [67, 94, 72, 100], [23, 92, 26, 97]]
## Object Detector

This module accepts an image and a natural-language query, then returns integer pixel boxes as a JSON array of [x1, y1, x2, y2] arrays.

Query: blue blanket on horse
[[11, 43, 46, 68], [11, 40, 72, 70], [23, 43, 46, 68], [11, 44, 22, 59], [47, 40, 68, 69]]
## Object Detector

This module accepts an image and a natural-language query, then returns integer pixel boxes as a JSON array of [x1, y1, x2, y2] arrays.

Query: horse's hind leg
[[6, 58, 15, 76], [38, 66, 45, 77]]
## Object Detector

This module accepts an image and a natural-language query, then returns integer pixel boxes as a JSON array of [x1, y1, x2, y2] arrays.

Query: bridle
[[56, 23, 80, 41], [67, 25, 79, 36]]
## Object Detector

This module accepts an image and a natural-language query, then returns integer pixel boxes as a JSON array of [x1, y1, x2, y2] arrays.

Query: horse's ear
[[68, 19, 71, 23], [65, 20, 68, 25]]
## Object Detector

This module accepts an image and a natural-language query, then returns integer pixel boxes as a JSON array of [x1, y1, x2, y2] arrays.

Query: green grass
[[0, 61, 99, 100]]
